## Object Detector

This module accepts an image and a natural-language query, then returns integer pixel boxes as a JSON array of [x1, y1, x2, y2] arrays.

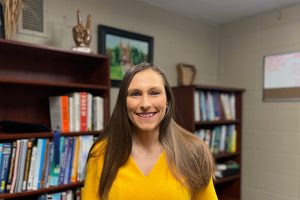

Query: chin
[[134, 124, 159, 133]]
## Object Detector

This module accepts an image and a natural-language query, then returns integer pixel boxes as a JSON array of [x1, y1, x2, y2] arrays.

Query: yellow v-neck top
[[82, 150, 218, 200]]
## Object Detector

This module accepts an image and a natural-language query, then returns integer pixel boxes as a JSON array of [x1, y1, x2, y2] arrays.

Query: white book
[[92, 96, 104, 131], [229, 94, 236, 120], [194, 91, 200, 121], [15, 139, 28, 192], [219, 125, 227, 152], [69, 96, 74, 132], [27, 146, 37, 190], [73, 92, 81, 132]]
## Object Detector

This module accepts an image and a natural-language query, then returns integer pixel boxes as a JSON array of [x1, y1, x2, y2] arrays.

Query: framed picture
[[98, 25, 153, 87], [0, 3, 5, 38]]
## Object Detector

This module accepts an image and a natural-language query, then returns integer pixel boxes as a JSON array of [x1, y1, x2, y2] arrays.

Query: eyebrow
[[127, 86, 163, 92]]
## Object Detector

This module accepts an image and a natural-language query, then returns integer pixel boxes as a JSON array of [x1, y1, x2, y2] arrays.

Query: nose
[[140, 95, 151, 111]]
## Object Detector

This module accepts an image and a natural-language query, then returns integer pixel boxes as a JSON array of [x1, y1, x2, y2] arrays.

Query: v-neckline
[[129, 151, 165, 177]]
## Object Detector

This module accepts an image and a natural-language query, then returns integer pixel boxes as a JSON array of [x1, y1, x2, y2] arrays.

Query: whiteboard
[[264, 52, 300, 89]]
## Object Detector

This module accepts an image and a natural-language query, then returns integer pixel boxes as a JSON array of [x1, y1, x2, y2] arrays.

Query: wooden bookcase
[[172, 85, 244, 200], [0, 39, 110, 199]]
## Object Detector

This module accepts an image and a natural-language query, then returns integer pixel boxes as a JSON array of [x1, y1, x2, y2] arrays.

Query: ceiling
[[139, 0, 300, 24]]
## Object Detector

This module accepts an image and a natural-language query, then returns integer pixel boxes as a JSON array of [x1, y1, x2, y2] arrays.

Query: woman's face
[[126, 69, 167, 133]]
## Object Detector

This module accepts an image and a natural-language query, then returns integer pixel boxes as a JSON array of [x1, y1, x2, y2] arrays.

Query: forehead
[[128, 69, 165, 89]]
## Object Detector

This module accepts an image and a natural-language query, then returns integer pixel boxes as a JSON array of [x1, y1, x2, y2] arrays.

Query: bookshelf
[[172, 85, 244, 200], [0, 39, 110, 199]]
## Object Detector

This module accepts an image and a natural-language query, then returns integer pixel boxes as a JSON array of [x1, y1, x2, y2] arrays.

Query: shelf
[[0, 182, 84, 199], [195, 119, 241, 126], [0, 131, 102, 140], [214, 152, 240, 160], [214, 174, 240, 185], [0, 78, 109, 90]]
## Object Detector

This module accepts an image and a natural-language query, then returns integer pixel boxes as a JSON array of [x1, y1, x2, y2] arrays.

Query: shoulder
[[194, 178, 218, 200], [89, 138, 107, 157]]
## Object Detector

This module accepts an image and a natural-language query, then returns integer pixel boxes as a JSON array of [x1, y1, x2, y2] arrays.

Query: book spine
[[32, 138, 44, 190], [6, 141, 17, 192], [10, 140, 21, 193], [61, 96, 69, 132], [40, 139, 50, 188], [27, 146, 37, 190], [22, 139, 34, 191], [80, 92, 88, 132], [70, 137, 80, 183], [16, 139, 29, 192], [0, 143, 12, 193]]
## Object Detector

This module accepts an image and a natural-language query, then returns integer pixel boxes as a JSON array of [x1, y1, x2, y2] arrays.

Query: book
[[87, 93, 93, 131], [40, 139, 50, 188], [68, 92, 80, 132], [27, 145, 37, 190], [32, 138, 46, 190], [49, 96, 70, 132], [0, 143, 12, 193], [43, 141, 54, 188], [92, 96, 104, 131], [15, 139, 28, 192], [10, 140, 21, 193], [216, 161, 239, 171], [22, 138, 34, 191], [70, 137, 80, 183], [6, 141, 17, 191], [80, 92, 88, 132]]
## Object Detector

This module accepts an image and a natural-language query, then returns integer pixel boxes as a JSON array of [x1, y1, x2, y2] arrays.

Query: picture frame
[[176, 63, 196, 86], [98, 25, 154, 87], [0, 3, 5, 39]]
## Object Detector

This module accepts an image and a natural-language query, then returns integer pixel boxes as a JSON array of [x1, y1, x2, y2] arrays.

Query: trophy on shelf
[[72, 9, 93, 53]]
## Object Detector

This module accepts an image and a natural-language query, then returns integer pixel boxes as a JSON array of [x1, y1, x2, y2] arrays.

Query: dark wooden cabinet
[[0, 39, 110, 199], [172, 85, 244, 200]]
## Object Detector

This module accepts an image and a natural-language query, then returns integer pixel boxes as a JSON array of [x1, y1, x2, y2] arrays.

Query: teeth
[[137, 113, 154, 117]]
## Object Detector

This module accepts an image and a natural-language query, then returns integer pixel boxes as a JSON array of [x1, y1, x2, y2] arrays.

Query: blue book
[[59, 137, 69, 185], [0, 143, 12, 193]]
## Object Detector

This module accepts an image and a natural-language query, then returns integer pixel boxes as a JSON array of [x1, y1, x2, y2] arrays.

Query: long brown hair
[[88, 63, 215, 199]]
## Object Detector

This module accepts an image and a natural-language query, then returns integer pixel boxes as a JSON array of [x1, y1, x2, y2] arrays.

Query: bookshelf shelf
[[0, 39, 110, 198], [0, 78, 110, 90], [172, 85, 244, 200], [0, 182, 84, 199], [213, 152, 241, 160], [214, 174, 240, 185], [0, 131, 102, 140], [195, 119, 241, 126]]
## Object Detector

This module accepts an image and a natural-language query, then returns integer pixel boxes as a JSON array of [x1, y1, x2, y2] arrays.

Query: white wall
[[16, 0, 220, 112], [220, 4, 300, 200]]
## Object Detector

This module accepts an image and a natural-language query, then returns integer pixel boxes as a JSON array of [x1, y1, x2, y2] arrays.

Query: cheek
[[154, 98, 167, 111], [126, 98, 137, 114]]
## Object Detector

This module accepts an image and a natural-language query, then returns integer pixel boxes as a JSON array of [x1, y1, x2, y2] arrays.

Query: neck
[[132, 129, 160, 151]]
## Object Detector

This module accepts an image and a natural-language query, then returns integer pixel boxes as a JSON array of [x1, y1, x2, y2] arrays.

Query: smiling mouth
[[136, 112, 156, 118]]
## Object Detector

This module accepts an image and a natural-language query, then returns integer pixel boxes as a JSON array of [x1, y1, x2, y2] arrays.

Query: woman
[[82, 63, 218, 200]]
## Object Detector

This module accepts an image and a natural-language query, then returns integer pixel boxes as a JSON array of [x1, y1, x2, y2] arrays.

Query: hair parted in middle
[[89, 63, 215, 200]]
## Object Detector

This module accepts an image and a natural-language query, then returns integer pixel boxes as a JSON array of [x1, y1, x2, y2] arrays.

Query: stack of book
[[215, 160, 240, 179], [49, 92, 104, 133]]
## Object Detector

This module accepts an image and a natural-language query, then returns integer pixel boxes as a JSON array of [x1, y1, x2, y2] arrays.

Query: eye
[[128, 90, 141, 97], [150, 90, 160, 96]]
